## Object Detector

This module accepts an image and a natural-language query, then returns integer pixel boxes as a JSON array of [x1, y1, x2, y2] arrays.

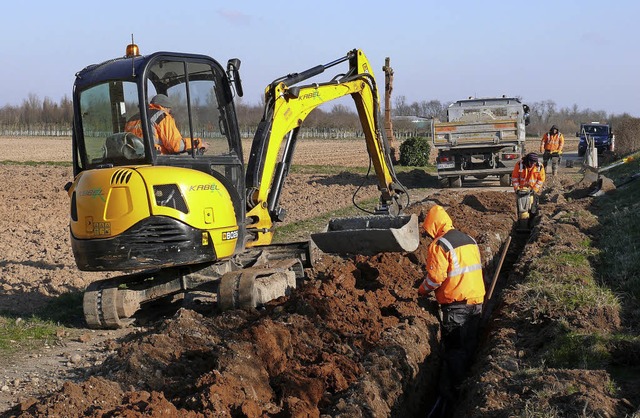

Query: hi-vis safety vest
[[124, 105, 191, 154], [511, 160, 545, 193], [540, 132, 564, 152], [418, 229, 485, 305]]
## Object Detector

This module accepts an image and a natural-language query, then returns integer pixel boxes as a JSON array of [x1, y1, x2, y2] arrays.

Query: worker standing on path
[[417, 205, 485, 400], [539, 124, 564, 175]]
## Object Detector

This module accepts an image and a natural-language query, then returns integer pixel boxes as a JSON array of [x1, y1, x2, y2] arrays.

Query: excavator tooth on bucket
[[310, 214, 419, 256]]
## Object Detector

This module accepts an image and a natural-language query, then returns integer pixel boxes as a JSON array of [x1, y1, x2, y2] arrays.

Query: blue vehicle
[[577, 122, 615, 157]]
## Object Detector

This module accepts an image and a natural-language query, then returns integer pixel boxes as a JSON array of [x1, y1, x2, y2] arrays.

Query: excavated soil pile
[[6, 180, 516, 417]]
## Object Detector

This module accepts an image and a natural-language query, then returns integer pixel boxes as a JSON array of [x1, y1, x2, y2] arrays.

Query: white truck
[[432, 97, 530, 187]]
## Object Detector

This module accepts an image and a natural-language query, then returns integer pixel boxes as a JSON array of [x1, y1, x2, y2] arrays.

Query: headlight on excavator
[[153, 184, 188, 213]]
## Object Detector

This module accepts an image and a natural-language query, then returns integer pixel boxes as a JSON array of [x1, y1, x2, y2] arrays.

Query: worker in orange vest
[[418, 205, 485, 399], [512, 152, 545, 226], [539, 124, 564, 175], [125, 94, 207, 155], [512, 152, 546, 194]]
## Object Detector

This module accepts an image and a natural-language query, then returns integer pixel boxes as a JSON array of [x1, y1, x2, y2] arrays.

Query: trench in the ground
[[388, 225, 531, 418]]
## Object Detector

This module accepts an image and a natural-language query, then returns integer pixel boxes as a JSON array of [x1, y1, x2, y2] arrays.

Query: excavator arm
[[244, 49, 416, 252]]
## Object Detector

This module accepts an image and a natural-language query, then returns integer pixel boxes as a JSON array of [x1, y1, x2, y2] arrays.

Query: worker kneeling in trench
[[417, 205, 486, 401]]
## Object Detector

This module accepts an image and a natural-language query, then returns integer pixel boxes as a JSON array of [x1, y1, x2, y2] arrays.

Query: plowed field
[[1, 136, 638, 417]]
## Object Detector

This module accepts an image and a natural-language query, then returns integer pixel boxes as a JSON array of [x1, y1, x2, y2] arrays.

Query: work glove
[[193, 138, 209, 154]]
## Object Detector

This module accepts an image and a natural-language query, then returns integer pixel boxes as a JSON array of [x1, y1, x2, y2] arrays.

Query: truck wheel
[[438, 177, 450, 188], [499, 174, 511, 187], [450, 177, 462, 188]]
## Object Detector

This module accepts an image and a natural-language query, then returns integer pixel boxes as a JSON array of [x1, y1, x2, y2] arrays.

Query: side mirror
[[576, 132, 580, 137], [522, 104, 530, 126], [226, 58, 243, 98]]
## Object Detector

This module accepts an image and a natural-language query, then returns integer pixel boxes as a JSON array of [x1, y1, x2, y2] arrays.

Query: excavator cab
[[72, 49, 243, 173], [69, 45, 247, 271]]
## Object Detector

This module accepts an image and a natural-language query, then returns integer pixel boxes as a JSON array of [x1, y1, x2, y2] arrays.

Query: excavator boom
[[243, 49, 418, 254]]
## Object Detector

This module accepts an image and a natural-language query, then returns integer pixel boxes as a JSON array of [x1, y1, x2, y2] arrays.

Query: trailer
[[433, 97, 529, 187]]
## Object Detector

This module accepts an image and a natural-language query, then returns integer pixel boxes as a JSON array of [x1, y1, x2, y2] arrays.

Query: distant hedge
[[610, 115, 640, 157], [399, 136, 431, 166]]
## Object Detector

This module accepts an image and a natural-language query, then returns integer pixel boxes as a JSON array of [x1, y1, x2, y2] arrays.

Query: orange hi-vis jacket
[[418, 205, 485, 305], [540, 131, 564, 153], [125, 104, 196, 154], [511, 159, 546, 193]]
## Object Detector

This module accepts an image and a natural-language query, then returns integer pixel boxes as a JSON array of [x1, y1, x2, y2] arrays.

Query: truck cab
[[577, 122, 614, 157]]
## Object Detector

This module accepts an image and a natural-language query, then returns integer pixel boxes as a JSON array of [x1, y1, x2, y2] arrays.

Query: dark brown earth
[[1, 138, 639, 417]]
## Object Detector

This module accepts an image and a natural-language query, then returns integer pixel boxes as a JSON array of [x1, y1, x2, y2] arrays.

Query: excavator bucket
[[310, 214, 419, 255]]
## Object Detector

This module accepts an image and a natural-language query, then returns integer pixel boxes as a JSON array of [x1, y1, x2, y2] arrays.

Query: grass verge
[[0, 160, 70, 167], [513, 154, 640, 411], [0, 316, 61, 354], [0, 292, 84, 355]]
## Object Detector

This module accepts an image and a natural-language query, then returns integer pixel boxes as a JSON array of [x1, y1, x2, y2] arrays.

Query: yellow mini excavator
[[66, 43, 419, 328]]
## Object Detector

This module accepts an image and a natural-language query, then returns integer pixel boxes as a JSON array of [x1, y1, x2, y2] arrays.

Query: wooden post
[[382, 57, 399, 163]]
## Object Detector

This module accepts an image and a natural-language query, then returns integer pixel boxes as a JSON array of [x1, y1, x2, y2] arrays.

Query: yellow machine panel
[[70, 167, 151, 239]]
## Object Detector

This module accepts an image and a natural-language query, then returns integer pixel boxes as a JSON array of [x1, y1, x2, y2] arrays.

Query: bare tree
[[0, 91, 637, 154]]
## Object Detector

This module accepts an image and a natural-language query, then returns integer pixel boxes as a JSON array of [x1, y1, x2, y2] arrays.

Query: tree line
[[0, 94, 73, 136], [2, 93, 639, 155]]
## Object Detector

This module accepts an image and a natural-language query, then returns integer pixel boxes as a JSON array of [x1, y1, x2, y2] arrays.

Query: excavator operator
[[125, 94, 208, 155], [417, 205, 485, 401]]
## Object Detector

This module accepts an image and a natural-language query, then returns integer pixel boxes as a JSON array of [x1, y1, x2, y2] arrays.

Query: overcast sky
[[2, 0, 639, 116]]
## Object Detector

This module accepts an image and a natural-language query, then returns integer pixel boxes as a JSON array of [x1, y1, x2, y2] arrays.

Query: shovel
[[311, 214, 419, 255]]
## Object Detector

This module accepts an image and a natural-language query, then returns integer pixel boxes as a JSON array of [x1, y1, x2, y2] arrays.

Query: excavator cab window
[[75, 56, 241, 171], [78, 80, 148, 167], [146, 59, 235, 157]]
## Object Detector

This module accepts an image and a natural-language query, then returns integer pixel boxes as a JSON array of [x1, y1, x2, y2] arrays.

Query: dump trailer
[[432, 97, 530, 187]]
